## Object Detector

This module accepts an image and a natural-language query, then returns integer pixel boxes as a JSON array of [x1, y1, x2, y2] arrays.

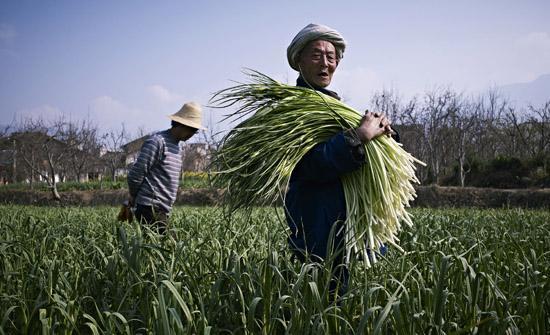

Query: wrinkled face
[[297, 40, 339, 88]]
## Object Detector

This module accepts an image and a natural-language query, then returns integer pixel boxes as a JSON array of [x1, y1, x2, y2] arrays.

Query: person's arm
[[293, 111, 392, 181], [127, 136, 161, 199]]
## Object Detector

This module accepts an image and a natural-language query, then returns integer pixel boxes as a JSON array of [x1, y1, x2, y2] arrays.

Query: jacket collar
[[296, 76, 341, 100]]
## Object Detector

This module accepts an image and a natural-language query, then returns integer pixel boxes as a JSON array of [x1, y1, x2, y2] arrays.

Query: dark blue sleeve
[[292, 131, 364, 181]]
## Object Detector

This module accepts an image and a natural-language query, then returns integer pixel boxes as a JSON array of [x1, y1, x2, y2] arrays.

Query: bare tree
[[370, 88, 405, 124], [192, 108, 223, 175], [415, 88, 455, 184], [14, 117, 77, 200], [101, 125, 129, 182], [473, 89, 510, 159], [134, 126, 149, 140], [365, 86, 547, 187], [501, 106, 531, 160], [446, 94, 477, 186], [499, 101, 548, 160], [526, 101, 550, 164], [397, 98, 432, 183], [65, 119, 102, 182], [0, 122, 15, 183]]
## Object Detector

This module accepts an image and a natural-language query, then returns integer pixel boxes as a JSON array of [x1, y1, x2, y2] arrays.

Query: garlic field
[[0, 205, 548, 334]]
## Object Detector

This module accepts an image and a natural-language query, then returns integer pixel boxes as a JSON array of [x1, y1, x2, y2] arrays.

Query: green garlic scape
[[211, 70, 426, 265]]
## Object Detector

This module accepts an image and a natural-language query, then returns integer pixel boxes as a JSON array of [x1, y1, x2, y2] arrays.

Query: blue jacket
[[285, 78, 365, 259], [285, 131, 365, 258]]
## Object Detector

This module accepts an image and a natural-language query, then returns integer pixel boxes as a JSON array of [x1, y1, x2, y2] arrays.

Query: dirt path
[[0, 186, 548, 208]]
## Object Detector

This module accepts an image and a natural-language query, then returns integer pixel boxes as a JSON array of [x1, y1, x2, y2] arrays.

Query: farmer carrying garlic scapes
[[284, 23, 396, 297], [127, 102, 205, 235]]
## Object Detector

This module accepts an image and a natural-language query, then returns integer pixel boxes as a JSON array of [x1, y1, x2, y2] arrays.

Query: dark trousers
[[291, 249, 349, 303], [134, 204, 169, 235], [290, 221, 349, 302]]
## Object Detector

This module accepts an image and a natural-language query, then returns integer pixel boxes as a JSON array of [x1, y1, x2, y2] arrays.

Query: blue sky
[[1, 1, 549, 137]]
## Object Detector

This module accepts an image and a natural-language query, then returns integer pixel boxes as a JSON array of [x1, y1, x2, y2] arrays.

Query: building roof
[[121, 135, 149, 153]]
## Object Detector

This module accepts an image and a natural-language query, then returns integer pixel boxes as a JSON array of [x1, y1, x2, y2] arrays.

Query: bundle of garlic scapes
[[211, 70, 425, 265]]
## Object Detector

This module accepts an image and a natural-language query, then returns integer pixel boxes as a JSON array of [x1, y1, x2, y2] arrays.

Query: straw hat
[[168, 102, 206, 130]]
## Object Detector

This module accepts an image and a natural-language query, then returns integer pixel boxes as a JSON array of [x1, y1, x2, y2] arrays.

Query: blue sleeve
[[292, 131, 364, 181]]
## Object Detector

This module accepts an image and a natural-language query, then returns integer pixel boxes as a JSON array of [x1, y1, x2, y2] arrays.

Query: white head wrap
[[287, 23, 346, 71]]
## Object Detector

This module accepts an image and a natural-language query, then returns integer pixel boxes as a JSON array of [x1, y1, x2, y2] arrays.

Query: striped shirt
[[128, 130, 183, 213]]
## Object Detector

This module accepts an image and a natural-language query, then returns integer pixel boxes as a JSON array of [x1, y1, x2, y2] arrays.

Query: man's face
[[174, 124, 199, 141], [297, 40, 339, 88]]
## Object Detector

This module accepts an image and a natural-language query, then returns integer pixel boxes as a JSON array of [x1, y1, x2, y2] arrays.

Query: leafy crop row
[[0, 206, 548, 334]]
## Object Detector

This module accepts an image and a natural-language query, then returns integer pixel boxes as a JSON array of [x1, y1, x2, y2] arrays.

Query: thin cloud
[[147, 84, 183, 103], [91, 95, 136, 130], [508, 31, 550, 82], [90, 95, 164, 133], [457, 31, 550, 88], [517, 32, 550, 51]]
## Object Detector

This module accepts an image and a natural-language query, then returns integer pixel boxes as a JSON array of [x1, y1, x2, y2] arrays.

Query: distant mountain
[[498, 74, 550, 107]]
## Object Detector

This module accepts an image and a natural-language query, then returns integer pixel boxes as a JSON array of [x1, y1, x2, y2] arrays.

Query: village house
[[0, 130, 212, 185]]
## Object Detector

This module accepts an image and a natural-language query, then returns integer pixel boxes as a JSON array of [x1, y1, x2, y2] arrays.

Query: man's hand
[[128, 195, 135, 206], [355, 111, 393, 143]]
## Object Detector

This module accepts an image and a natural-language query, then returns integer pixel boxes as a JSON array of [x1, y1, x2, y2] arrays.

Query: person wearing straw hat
[[127, 102, 205, 234], [285, 23, 394, 298]]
